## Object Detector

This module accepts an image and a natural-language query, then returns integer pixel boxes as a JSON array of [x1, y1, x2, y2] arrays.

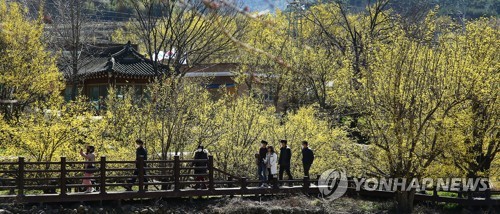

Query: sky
[[241, 0, 288, 12]]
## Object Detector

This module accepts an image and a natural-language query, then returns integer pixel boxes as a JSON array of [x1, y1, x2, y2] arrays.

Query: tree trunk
[[395, 190, 415, 213]]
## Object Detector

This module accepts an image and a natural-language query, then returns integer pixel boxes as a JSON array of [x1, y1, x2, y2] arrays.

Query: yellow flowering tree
[[0, 1, 63, 120], [445, 18, 499, 180]]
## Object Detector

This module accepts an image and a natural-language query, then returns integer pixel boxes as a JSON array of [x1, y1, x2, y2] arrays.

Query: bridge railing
[[2, 156, 496, 206], [0, 155, 316, 198], [0, 155, 207, 196], [0, 155, 308, 200]]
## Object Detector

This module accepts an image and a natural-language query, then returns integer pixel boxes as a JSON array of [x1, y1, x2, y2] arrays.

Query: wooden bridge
[[0, 156, 499, 208]]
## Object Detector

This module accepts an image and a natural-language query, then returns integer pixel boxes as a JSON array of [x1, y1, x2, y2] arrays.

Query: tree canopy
[[0, 0, 498, 212]]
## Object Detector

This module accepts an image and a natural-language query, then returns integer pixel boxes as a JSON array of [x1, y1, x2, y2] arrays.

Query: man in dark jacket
[[193, 145, 208, 189], [258, 140, 268, 188], [126, 139, 149, 191], [278, 140, 293, 186], [301, 141, 314, 177], [136, 140, 148, 163]]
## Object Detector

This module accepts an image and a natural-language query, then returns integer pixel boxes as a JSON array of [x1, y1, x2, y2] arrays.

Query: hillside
[[240, 0, 499, 18], [15, 0, 499, 19]]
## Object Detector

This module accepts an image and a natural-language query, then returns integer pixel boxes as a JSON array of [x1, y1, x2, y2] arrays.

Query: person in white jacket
[[264, 146, 278, 188]]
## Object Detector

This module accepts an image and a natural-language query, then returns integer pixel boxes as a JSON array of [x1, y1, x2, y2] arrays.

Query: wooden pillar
[[241, 177, 247, 190], [432, 186, 438, 206], [60, 157, 67, 196], [302, 176, 310, 192], [100, 156, 106, 195], [486, 188, 492, 210], [228, 176, 233, 188], [174, 155, 180, 192], [208, 155, 214, 191], [138, 155, 145, 193], [467, 189, 473, 209], [228, 176, 234, 198], [272, 177, 279, 190], [17, 157, 25, 197]]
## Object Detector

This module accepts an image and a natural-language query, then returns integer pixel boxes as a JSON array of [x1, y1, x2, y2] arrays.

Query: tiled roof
[[64, 42, 167, 80], [59, 43, 240, 81]]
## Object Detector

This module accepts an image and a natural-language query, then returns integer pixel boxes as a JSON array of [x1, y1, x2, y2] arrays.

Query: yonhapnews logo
[[318, 168, 491, 201], [318, 168, 348, 200]]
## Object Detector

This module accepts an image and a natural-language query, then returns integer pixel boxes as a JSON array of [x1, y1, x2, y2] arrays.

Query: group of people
[[77, 139, 314, 193], [257, 140, 315, 188]]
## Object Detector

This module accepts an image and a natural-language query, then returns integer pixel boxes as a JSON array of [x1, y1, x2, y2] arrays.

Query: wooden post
[[208, 155, 214, 191], [174, 155, 180, 192], [303, 176, 310, 192], [485, 188, 491, 200], [17, 157, 25, 197], [228, 176, 233, 188], [100, 156, 106, 195], [486, 188, 492, 210], [467, 189, 473, 209], [138, 155, 145, 193], [60, 157, 67, 196], [228, 176, 234, 198], [241, 177, 247, 190], [432, 186, 438, 206], [272, 177, 279, 190]]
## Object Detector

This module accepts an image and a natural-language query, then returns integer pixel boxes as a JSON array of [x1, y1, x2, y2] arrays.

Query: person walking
[[258, 140, 268, 188], [126, 139, 149, 191], [79, 145, 96, 193], [278, 140, 293, 187], [264, 145, 278, 188], [193, 145, 208, 189], [301, 141, 314, 177]]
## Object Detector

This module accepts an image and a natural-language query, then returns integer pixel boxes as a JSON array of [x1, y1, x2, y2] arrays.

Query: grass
[[425, 191, 459, 197]]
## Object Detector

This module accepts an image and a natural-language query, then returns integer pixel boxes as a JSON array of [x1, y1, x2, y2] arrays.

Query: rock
[[76, 205, 86, 214], [9, 208, 20, 214], [98, 208, 105, 214], [121, 205, 132, 212], [44, 205, 52, 210], [0, 209, 13, 214]]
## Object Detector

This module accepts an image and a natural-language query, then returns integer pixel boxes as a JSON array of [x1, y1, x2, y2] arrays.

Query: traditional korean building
[[61, 42, 239, 101]]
